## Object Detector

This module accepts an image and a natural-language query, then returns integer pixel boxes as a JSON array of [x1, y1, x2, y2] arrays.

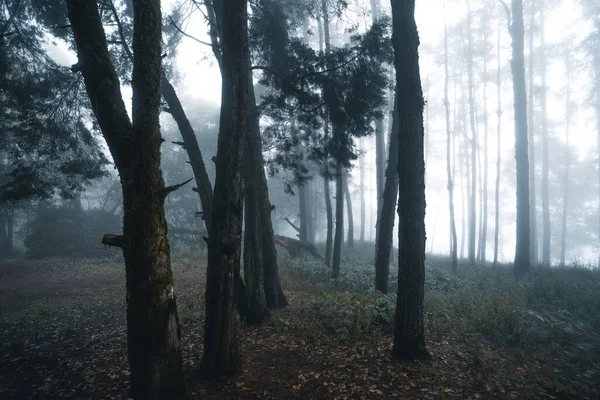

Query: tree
[[200, 0, 249, 376], [443, 0, 458, 271], [506, 0, 531, 276], [493, 11, 503, 267], [560, 52, 572, 267], [465, 0, 478, 266], [343, 169, 354, 246], [539, 0, 551, 266], [527, 0, 538, 265], [65, 0, 186, 397], [371, 0, 386, 242], [390, 0, 429, 360]]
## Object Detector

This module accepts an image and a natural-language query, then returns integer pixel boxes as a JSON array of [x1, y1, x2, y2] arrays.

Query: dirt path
[[0, 258, 597, 399]]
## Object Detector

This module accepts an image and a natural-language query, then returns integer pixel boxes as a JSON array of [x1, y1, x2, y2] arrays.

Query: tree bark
[[390, 0, 429, 361], [493, 17, 502, 267], [332, 164, 344, 279], [465, 0, 477, 267], [375, 94, 399, 293], [371, 0, 385, 237], [242, 79, 271, 325], [66, 0, 186, 397], [560, 55, 571, 268], [200, 0, 248, 376], [161, 76, 213, 231], [321, 0, 334, 267], [343, 169, 354, 247], [527, 0, 538, 265], [510, 0, 532, 276], [480, 9, 489, 263], [443, 3, 458, 271], [359, 138, 366, 242], [539, 0, 551, 266]]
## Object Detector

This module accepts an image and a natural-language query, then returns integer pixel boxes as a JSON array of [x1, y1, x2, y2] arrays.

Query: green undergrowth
[[279, 245, 600, 355]]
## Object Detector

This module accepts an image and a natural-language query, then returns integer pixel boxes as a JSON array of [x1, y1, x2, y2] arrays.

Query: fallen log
[[274, 235, 322, 260]]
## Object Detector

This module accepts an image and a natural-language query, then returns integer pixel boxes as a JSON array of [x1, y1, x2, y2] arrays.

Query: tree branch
[[164, 177, 194, 196], [169, 16, 216, 48]]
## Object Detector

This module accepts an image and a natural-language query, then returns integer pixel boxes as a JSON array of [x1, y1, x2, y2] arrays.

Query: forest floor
[[0, 255, 598, 399]]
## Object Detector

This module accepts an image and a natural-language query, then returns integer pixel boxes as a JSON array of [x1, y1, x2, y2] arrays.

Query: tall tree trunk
[[371, 0, 385, 237], [527, 0, 538, 265], [509, 0, 532, 276], [343, 170, 354, 247], [320, 0, 333, 266], [481, 9, 489, 263], [466, 0, 477, 266], [539, 0, 551, 266], [375, 94, 399, 293], [443, 2, 458, 271], [66, 0, 187, 397], [200, 0, 249, 376], [493, 16, 502, 267], [242, 78, 271, 324], [560, 55, 571, 268], [390, 0, 429, 361], [359, 138, 366, 242], [332, 165, 344, 279]]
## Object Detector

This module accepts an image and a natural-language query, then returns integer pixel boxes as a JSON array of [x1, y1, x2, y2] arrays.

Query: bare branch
[[165, 177, 194, 196], [169, 16, 216, 48]]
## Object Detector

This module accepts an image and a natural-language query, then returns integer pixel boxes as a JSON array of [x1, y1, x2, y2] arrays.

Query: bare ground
[[0, 256, 598, 399]]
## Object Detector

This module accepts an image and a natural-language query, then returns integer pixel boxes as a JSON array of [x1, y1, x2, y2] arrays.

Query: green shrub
[[302, 292, 396, 339]]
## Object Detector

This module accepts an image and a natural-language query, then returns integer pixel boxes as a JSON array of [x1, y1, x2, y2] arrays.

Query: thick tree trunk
[[343, 170, 354, 247], [560, 56, 571, 268], [375, 94, 399, 293], [466, 0, 477, 267], [494, 18, 502, 267], [539, 1, 551, 267], [527, 0, 538, 265], [390, 0, 429, 361], [200, 0, 248, 376], [332, 165, 344, 279], [66, 0, 187, 397], [443, 4, 458, 271], [161, 76, 213, 231], [510, 0, 532, 276], [242, 79, 271, 324]]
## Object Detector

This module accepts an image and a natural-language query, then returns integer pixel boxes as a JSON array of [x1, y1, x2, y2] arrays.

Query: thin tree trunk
[[161, 76, 213, 231], [375, 94, 399, 293], [539, 0, 551, 266], [527, 0, 538, 265], [481, 9, 489, 263], [466, 0, 477, 266], [200, 0, 249, 376], [320, 2, 333, 267], [493, 16, 502, 267], [332, 165, 344, 279], [443, 2, 457, 271], [343, 169, 354, 247], [359, 138, 366, 242], [390, 0, 429, 361], [371, 0, 385, 236], [66, 0, 187, 396], [509, 0, 532, 276], [560, 55, 571, 268]]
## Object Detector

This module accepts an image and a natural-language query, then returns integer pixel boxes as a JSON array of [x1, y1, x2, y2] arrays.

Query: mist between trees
[[0, 0, 599, 398]]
